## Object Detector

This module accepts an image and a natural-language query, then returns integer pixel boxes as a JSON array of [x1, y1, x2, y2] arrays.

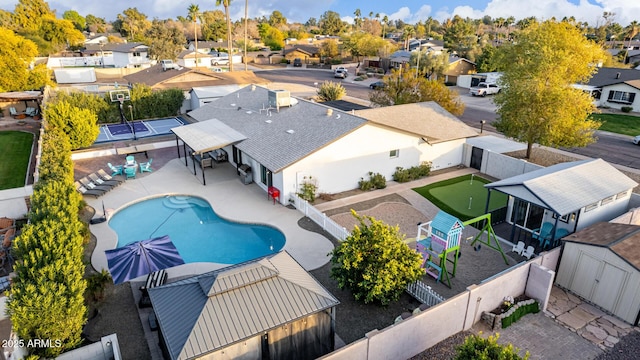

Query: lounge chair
[[124, 166, 137, 179], [79, 177, 113, 192], [9, 107, 20, 118], [75, 181, 105, 198], [108, 163, 123, 176], [89, 173, 120, 187], [25, 107, 38, 117], [511, 241, 525, 255], [522, 246, 535, 260], [139, 269, 167, 308], [139, 158, 153, 173], [98, 169, 123, 183]]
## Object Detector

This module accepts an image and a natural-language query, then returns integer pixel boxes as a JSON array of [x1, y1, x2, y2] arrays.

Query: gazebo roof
[[171, 120, 246, 155]]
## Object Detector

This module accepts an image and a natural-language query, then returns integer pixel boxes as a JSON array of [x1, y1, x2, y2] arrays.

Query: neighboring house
[[183, 86, 478, 201], [556, 222, 640, 325], [111, 42, 152, 68], [83, 34, 108, 45], [283, 45, 321, 64], [149, 251, 339, 360], [583, 67, 640, 112], [189, 85, 243, 109], [188, 40, 231, 53], [485, 159, 638, 250], [176, 50, 214, 68], [443, 56, 476, 84], [389, 50, 411, 68]]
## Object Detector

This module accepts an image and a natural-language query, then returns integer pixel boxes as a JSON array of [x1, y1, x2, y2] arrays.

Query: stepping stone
[[547, 305, 564, 317], [557, 312, 589, 330], [579, 303, 607, 317], [566, 291, 582, 305], [597, 322, 618, 337], [581, 330, 603, 344], [569, 307, 599, 325], [602, 315, 631, 329], [586, 324, 608, 340], [605, 335, 619, 345], [551, 286, 568, 301]]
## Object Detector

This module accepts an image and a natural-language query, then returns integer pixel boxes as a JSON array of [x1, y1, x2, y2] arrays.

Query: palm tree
[[626, 20, 640, 48], [187, 4, 200, 68], [244, 0, 248, 71], [382, 15, 389, 39], [216, 0, 234, 71]]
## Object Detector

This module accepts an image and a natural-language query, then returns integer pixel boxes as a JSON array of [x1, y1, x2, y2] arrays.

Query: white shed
[[556, 222, 640, 325]]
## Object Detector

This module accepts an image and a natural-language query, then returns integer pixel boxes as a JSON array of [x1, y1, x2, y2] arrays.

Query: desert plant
[[86, 269, 112, 301], [393, 162, 431, 182], [455, 333, 529, 360], [317, 81, 346, 101], [621, 106, 633, 113], [358, 172, 386, 191], [329, 210, 424, 305], [297, 176, 318, 202]]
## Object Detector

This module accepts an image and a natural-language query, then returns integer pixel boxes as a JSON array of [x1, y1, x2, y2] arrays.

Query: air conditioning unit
[[268, 90, 292, 111]]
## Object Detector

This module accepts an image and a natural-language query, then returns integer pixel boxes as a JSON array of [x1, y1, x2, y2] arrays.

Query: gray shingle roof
[[586, 67, 640, 87], [187, 86, 367, 172], [148, 251, 339, 360], [486, 159, 637, 215]]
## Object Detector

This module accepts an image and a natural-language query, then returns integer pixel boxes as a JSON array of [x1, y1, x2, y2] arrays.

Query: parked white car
[[334, 69, 348, 79], [210, 52, 230, 66], [470, 82, 501, 97], [633, 135, 640, 145]]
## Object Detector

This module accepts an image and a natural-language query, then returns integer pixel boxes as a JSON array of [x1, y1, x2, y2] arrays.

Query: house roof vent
[[286, 129, 295, 134], [326, 108, 333, 117], [616, 72, 621, 79]]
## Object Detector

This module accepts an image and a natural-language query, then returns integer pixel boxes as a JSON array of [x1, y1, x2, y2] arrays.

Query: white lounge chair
[[511, 241, 525, 255], [522, 246, 535, 260]]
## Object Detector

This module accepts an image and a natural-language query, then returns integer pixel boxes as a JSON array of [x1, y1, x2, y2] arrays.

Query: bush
[[393, 162, 432, 182], [297, 176, 318, 202], [501, 301, 539, 328], [358, 172, 386, 191], [317, 81, 346, 101], [329, 211, 424, 305], [354, 76, 365, 81], [621, 106, 633, 113], [455, 333, 529, 360]]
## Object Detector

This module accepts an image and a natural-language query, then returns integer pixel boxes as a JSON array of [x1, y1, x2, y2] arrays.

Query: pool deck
[[86, 158, 334, 280]]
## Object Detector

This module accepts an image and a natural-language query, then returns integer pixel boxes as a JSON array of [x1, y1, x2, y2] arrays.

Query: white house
[[583, 67, 640, 112], [111, 43, 152, 68], [189, 85, 243, 109], [182, 86, 478, 203], [176, 50, 214, 68]]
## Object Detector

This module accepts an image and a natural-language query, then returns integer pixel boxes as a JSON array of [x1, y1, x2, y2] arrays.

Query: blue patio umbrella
[[105, 235, 185, 285]]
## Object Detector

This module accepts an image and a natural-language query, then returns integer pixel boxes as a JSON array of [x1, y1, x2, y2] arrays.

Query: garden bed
[[481, 295, 540, 330]]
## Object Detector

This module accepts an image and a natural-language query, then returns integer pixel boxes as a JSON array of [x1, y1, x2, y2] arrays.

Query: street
[[256, 68, 639, 170]]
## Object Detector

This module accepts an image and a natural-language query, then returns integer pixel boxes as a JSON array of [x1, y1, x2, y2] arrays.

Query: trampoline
[[95, 117, 185, 143]]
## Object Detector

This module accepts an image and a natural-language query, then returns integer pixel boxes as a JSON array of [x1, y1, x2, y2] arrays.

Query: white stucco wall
[[420, 139, 466, 171], [281, 124, 423, 200], [598, 83, 639, 112]]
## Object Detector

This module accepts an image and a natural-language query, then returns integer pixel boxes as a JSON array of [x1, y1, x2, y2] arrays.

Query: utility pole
[[244, 0, 248, 71]]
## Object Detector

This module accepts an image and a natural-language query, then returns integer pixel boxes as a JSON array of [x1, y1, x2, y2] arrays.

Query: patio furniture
[[125, 155, 136, 166], [532, 222, 553, 245], [89, 173, 120, 187], [139, 269, 169, 308], [9, 107, 23, 119], [124, 165, 137, 179], [79, 176, 113, 192], [0, 275, 10, 291], [25, 107, 38, 117], [522, 246, 535, 260], [511, 241, 525, 256], [75, 181, 106, 198], [108, 163, 123, 176], [542, 228, 570, 250], [139, 158, 153, 173], [98, 169, 123, 183]]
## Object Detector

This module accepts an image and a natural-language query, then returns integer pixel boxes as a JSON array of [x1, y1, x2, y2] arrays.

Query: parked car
[[334, 69, 348, 79], [369, 80, 386, 90], [210, 52, 230, 66], [633, 135, 640, 145], [334, 66, 348, 73], [293, 58, 302, 67], [469, 82, 501, 97]]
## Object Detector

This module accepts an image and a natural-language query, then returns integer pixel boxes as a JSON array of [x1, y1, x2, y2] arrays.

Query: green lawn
[[413, 174, 507, 221], [0, 131, 33, 190], [592, 113, 640, 136]]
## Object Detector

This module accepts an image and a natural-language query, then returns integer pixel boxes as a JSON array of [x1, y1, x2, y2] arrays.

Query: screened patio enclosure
[[484, 159, 638, 252]]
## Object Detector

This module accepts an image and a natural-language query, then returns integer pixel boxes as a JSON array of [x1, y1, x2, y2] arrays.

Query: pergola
[[171, 120, 246, 185]]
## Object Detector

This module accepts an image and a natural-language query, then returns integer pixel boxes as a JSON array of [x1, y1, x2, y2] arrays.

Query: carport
[[171, 120, 246, 185]]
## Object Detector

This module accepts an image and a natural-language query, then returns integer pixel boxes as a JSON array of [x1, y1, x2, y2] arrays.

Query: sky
[[0, 0, 638, 27]]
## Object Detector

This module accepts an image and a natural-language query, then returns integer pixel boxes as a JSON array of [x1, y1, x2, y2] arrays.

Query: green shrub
[[393, 162, 432, 182], [621, 106, 633, 113], [317, 81, 346, 101], [358, 172, 386, 191], [455, 333, 529, 360], [354, 76, 365, 81], [501, 301, 540, 328], [297, 176, 318, 202]]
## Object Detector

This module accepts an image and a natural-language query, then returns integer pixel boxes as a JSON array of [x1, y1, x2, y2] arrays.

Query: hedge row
[[7, 129, 87, 358]]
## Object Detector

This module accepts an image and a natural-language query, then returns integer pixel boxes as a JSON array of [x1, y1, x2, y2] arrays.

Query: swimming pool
[[109, 195, 286, 264], [95, 117, 185, 143]]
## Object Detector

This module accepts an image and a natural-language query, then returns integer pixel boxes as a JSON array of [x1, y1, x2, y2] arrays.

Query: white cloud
[[388, 7, 412, 22]]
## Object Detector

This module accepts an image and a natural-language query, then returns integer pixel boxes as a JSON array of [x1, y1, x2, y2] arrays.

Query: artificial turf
[[0, 131, 33, 190], [413, 174, 508, 221]]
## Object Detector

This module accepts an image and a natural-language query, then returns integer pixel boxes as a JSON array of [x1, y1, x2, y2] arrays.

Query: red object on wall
[[268, 186, 280, 205]]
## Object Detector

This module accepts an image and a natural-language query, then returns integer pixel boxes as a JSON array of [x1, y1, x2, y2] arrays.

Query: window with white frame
[[607, 90, 636, 104], [389, 149, 399, 158]]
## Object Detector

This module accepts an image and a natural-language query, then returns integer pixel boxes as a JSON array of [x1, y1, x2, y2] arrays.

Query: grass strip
[[0, 131, 33, 190]]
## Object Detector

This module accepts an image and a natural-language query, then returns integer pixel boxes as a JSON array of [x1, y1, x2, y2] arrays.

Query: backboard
[[109, 89, 131, 103]]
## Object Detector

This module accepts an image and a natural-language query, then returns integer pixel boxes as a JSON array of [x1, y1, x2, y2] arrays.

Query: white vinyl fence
[[290, 193, 350, 241], [406, 281, 446, 307]]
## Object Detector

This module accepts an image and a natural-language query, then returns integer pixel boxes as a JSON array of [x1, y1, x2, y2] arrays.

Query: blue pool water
[[109, 195, 286, 264]]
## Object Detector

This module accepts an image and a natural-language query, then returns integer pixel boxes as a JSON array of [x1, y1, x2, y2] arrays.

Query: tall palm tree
[[187, 4, 200, 68], [244, 0, 248, 71], [382, 15, 389, 39], [216, 0, 234, 71], [626, 20, 640, 48]]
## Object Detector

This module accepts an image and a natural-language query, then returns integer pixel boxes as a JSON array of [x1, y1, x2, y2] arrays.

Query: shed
[[148, 251, 339, 360], [556, 222, 640, 325]]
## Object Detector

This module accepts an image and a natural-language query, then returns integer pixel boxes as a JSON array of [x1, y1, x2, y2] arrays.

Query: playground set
[[416, 211, 508, 288]]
